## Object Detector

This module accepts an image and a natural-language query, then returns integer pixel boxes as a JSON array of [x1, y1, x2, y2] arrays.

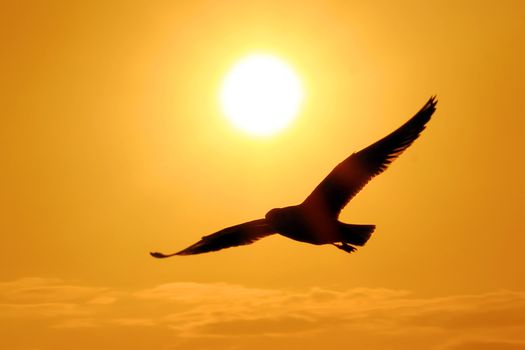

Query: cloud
[[134, 282, 525, 349], [408, 291, 525, 330], [1, 277, 525, 350], [153, 284, 415, 336], [0, 277, 114, 304], [142, 284, 525, 338], [441, 339, 525, 350], [0, 278, 116, 320], [0, 302, 88, 318], [135, 282, 279, 304], [107, 318, 156, 327], [52, 317, 98, 328]]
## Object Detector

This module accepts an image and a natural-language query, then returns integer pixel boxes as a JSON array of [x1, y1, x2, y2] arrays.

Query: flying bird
[[151, 97, 437, 257]]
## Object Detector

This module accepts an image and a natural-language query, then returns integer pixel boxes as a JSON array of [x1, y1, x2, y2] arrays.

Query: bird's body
[[266, 205, 335, 245], [151, 97, 437, 257], [265, 206, 373, 247]]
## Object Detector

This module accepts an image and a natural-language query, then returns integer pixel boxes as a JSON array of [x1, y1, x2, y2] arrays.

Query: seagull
[[151, 97, 437, 257]]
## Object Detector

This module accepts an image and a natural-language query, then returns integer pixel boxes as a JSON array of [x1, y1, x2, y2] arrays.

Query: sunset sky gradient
[[1, 1, 524, 349]]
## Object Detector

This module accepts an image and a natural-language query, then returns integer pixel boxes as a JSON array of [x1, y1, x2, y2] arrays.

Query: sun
[[220, 54, 304, 136]]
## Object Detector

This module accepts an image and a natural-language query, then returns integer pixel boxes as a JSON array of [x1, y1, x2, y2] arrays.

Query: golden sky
[[1, 0, 524, 349]]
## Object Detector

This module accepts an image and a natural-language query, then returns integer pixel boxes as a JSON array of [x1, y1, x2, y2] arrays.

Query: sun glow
[[220, 54, 304, 136]]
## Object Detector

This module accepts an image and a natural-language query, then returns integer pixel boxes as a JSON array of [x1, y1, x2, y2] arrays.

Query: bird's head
[[265, 208, 282, 221]]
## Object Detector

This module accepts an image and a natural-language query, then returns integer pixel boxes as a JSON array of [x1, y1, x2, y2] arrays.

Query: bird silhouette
[[151, 97, 437, 257]]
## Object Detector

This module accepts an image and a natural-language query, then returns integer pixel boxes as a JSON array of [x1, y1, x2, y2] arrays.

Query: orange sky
[[1, 1, 525, 349]]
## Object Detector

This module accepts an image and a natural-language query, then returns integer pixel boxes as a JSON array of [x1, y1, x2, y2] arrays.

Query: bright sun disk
[[220, 54, 303, 136]]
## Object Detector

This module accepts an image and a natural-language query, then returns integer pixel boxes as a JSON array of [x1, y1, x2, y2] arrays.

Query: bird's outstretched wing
[[150, 219, 274, 257], [302, 96, 437, 216]]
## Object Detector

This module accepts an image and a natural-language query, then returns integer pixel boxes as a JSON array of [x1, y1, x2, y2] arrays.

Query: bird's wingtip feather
[[428, 95, 438, 107], [150, 252, 172, 258]]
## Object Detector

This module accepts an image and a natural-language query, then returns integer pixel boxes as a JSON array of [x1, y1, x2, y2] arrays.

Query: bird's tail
[[338, 223, 375, 246]]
